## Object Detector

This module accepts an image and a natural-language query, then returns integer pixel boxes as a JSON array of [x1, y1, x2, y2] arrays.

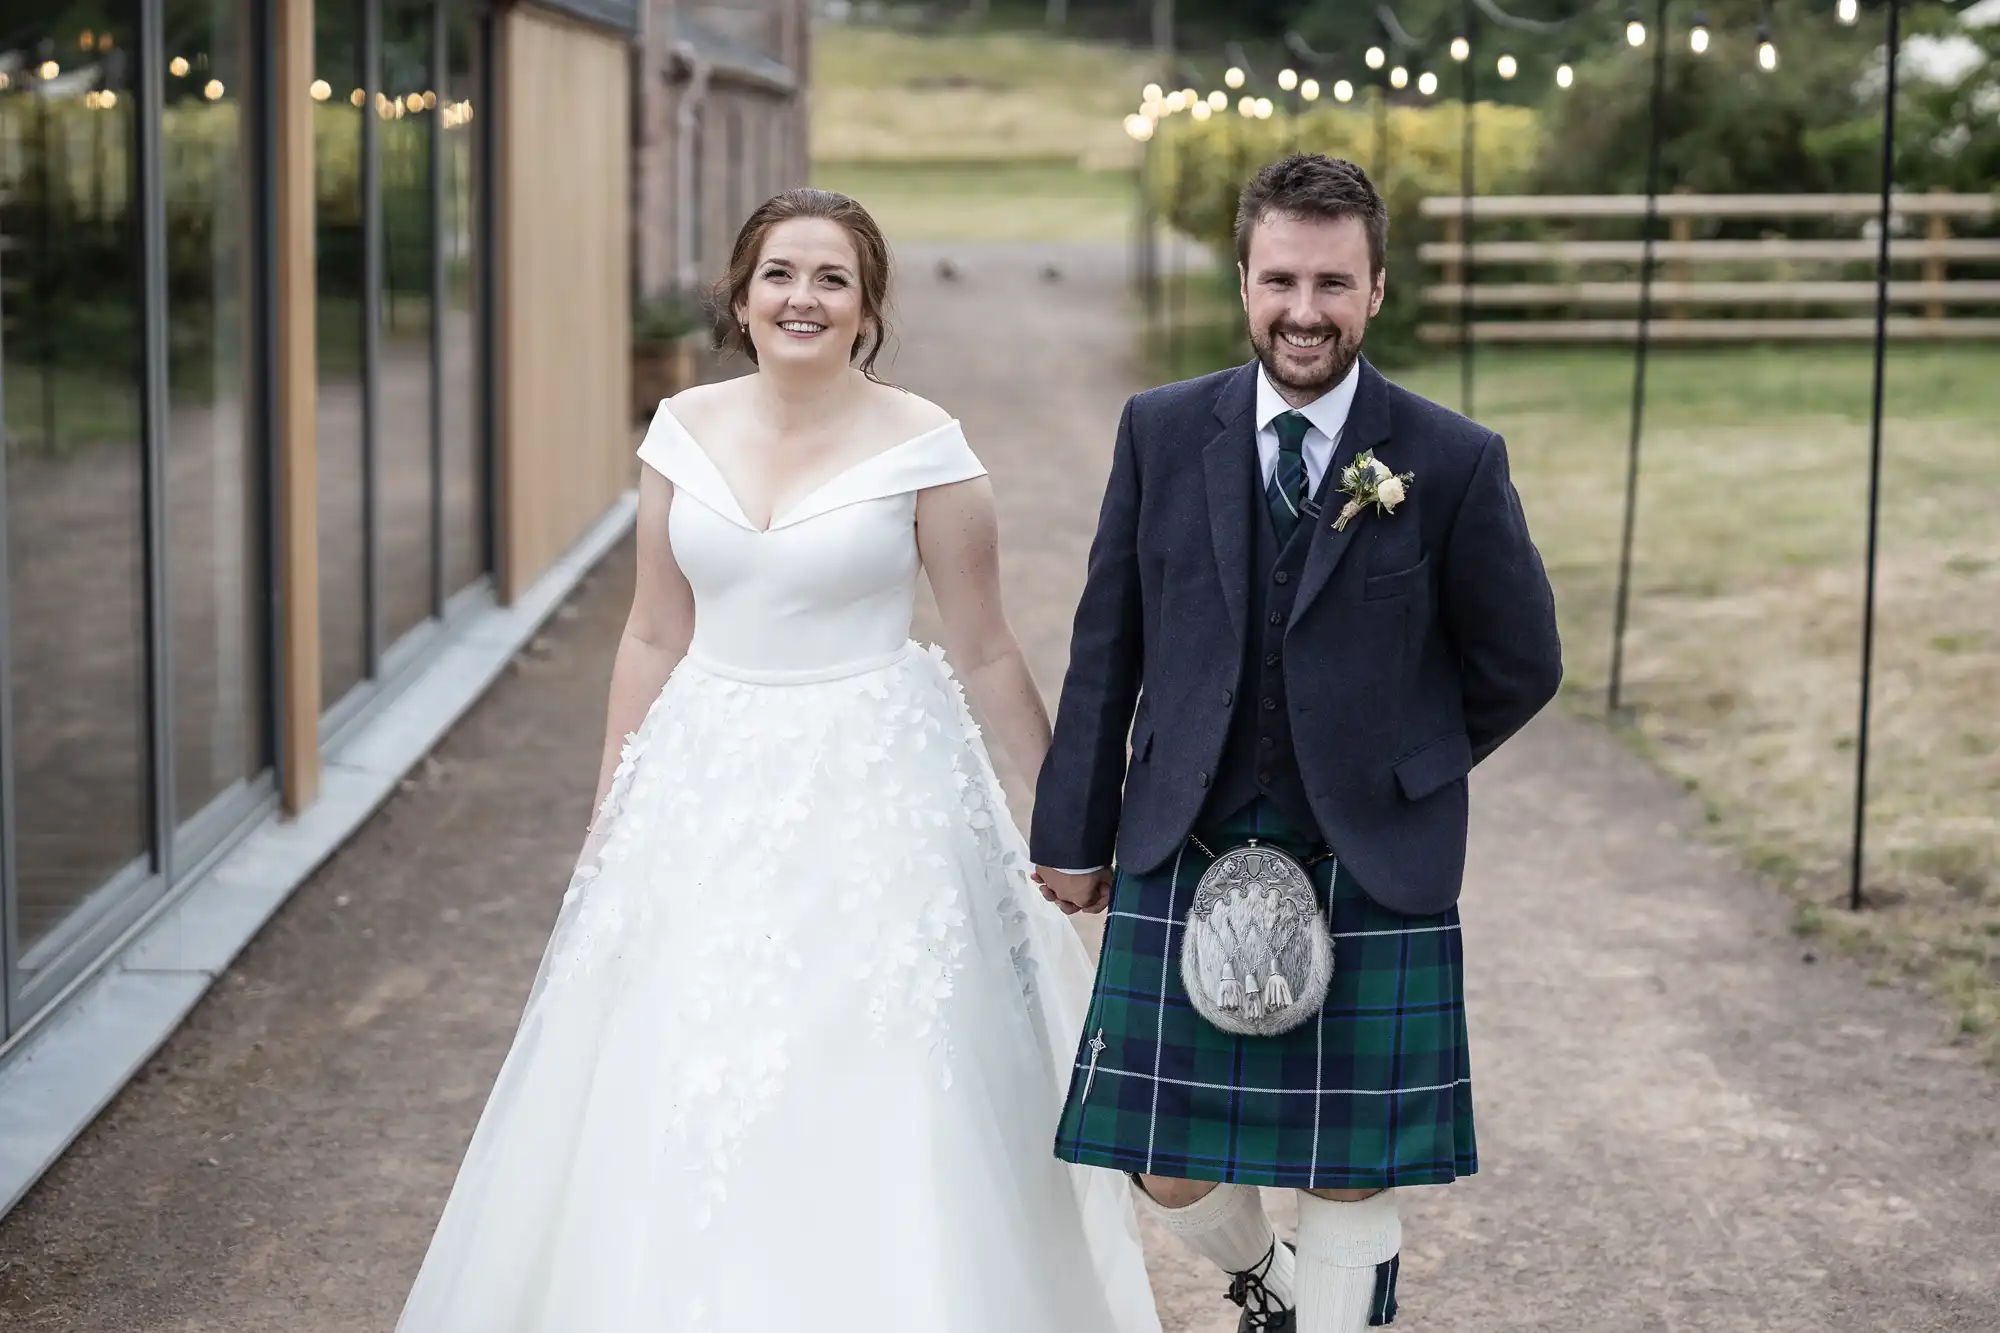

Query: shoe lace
[[1224, 1241, 1288, 1328]]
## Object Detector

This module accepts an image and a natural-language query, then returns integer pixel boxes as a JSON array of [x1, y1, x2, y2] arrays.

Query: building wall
[[634, 0, 811, 300], [498, 4, 635, 599]]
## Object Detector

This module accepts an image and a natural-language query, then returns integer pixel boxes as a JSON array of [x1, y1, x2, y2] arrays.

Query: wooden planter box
[[632, 334, 704, 421]]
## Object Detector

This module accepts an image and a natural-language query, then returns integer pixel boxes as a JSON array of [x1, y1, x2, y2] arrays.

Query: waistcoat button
[[1273, 570, 1290, 585]]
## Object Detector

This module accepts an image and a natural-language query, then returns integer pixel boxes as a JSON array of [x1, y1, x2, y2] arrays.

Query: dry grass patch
[[812, 23, 1155, 166], [1400, 344, 2000, 1052]]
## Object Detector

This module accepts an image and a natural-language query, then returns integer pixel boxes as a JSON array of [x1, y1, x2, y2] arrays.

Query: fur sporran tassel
[[1218, 964, 1242, 1012], [1263, 971, 1293, 1011]]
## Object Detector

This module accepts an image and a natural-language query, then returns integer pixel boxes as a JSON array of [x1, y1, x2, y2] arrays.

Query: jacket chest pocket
[[1361, 552, 1431, 602]]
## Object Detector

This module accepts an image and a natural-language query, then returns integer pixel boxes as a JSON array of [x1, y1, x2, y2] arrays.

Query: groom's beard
[[1249, 318, 1364, 399]]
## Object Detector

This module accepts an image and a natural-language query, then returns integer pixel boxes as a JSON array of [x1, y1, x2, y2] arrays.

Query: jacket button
[[1273, 570, 1290, 585], [1260, 735, 1275, 749], [1265, 653, 1280, 668], [1261, 697, 1277, 711], [1268, 611, 1285, 626], [1257, 771, 1274, 786], [1222, 689, 1233, 707], [1197, 771, 1210, 788]]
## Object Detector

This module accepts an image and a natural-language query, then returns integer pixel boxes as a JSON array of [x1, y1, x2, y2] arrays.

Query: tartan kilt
[[1054, 799, 1477, 1190]]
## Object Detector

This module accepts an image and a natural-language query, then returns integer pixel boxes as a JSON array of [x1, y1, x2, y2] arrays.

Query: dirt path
[[2, 243, 1995, 1332]]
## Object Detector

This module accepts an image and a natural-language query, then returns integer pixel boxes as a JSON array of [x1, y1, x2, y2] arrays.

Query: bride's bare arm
[[589, 468, 695, 828], [915, 477, 1053, 786]]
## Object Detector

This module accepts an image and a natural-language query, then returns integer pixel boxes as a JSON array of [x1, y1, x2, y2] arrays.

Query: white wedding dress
[[396, 407, 1160, 1333]]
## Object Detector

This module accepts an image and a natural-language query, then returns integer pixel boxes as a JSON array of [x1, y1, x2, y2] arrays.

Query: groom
[[1032, 155, 1561, 1331]]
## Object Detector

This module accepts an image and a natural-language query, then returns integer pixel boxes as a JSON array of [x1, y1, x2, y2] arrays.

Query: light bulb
[[1165, 90, 1186, 112], [1225, 66, 1245, 89], [1690, 25, 1710, 54], [1334, 79, 1354, 102], [1417, 71, 1438, 96], [1278, 68, 1298, 91], [1497, 53, 1518, 79], [39, 60, 59, 79], [1238, 95, 1255, 116], [1758, 39, 1778, 70], [1365, 46, 1386, 70], [1255, 97, 1273, 119], [1123, 113, 1153, 141], [204, 79, 224, 100], [1191, 100, 1212, 121], [171, 56, 189, 77], [310, 79, 331, 101], [1208, 90, 1227, 111], [1300, 78, 1320, 101], [1556, 62, 1574, 89], [1390, 65, 1409, 89], [1627, 20, 1647, 47], [1837, 0, 1859, 23], [1450, 36, 1470, 62]]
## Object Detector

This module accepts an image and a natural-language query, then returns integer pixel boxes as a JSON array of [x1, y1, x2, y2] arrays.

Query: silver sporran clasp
[[1179, 840, 1334, 1038]]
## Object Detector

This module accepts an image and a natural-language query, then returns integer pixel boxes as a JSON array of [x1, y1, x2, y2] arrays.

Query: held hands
[[1032, 867, 1113, 916]]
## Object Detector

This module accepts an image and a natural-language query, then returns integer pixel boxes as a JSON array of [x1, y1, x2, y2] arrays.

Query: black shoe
[[1226, 1241, 1297, 1332]]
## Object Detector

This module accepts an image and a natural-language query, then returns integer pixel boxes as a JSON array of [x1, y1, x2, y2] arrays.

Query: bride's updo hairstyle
[[712, 188, 894, 377]]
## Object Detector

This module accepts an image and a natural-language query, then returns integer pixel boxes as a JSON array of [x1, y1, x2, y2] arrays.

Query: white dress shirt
[[1045, 361, 1363, 877], [1254, 357, 1360, 501]]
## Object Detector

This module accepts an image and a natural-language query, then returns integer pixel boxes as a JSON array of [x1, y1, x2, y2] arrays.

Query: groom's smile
[[1239, 210, 1385, 405]]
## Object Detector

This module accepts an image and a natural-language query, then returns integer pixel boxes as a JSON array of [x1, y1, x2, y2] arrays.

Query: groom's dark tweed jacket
[[1031, 358, 1561, 916]]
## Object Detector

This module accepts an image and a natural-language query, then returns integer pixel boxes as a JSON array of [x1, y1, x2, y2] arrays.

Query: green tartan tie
[[1267, 411, 1312, 546]]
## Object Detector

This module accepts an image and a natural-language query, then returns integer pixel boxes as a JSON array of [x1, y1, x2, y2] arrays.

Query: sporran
[[1179, 838, 1335, 1037]]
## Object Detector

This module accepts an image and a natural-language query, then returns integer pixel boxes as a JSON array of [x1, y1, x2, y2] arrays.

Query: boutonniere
[[1332, 450, 1414, 532]]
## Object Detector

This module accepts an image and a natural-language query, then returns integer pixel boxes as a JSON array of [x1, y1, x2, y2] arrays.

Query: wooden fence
[[1417, 192, 2000, 344]]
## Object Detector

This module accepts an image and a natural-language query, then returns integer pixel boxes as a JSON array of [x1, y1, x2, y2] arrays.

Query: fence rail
[[1417, 192, 2000, 344]]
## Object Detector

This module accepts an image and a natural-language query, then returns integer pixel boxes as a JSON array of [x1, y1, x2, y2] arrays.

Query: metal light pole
[[1850, 0, 1902, 911], [1457, 0, 1477, 419], [1607, 0, 1670, 719]]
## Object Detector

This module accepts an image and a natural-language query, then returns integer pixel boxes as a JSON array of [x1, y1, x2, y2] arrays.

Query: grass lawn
[[1398, 344, 2000, 1048], [811, 159, 1138, 244], [812, 23, 1156, 168]]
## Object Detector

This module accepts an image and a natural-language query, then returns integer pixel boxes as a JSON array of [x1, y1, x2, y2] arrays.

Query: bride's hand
[[1032, 867, 1112, 916]]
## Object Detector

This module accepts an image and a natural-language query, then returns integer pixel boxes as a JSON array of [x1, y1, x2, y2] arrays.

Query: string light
[[170, 56, 189, 77], [1165, 89, 1187, 112], [1278, 68, 1298, 91], [1300, 78, 1320, 101], [405, 91, 424, 112], [1333, 79, 1354, 102], [205, 79, 224, 100], [350, 88, 365, 107], [1837, 0, 1859, 22], [1450, 35, 1470, 62], [1417, 70, 1439, 96], [1390, 65, 1409, 89], [1690, 10, 1711, 53], [1191, 100, 1213, 121], [1225, 66, 1245, 89], [1143, 82, 1163, 102], [1556, 60, 1575, 88], [100, 88, 117, 108], [310, 79, 332, 101], [1497, 53, 1518, 79], [1255, 97, 1274, 119], [1180, 87, 1196, 104], [1757, 21, 1778, 70], [1123, 112, 1154, 142], [1627, 6, 1647, 46], [1365, 46, 1386, 70], [39, 60, 60, 79], [1237, 94, 1255, 116], [1207, 89, 1227, 111]]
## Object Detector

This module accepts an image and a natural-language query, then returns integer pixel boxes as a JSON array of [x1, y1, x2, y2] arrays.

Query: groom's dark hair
[[1234, 155, 1388, 276]]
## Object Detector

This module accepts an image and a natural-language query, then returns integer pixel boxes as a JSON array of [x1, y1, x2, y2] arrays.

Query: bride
[[394, 189, 1160, 1332]]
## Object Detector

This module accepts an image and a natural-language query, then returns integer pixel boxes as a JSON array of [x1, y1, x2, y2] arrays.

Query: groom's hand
[[1032, 867, 1113, 916]]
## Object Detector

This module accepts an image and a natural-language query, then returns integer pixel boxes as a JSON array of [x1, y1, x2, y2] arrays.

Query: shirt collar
[[1255, 358, 1361, 443]]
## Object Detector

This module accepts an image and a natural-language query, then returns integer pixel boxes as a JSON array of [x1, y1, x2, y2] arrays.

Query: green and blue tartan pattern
[[1054, 799, 1477, 1190], [1266, 411, 1311, 546]]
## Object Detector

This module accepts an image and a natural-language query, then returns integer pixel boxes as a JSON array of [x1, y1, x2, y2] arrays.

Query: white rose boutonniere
[[1332, 450, 1415, 532]]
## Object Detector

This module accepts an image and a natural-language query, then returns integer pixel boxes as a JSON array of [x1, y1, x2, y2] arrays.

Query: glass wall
[[0, 0, 489, 1041], [1, 5, 153, 999], [315, 0, 489, 724]]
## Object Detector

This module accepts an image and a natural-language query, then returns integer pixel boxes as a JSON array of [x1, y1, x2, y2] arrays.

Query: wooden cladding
[[274, 0, 321, 812], [1418, 192, 2000, 345], [495, 5, 633, 602]]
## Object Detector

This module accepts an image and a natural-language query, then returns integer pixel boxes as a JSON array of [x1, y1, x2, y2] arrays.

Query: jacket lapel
[[1201, 362, 1261, 650], [1291, 358, 1394, 625]]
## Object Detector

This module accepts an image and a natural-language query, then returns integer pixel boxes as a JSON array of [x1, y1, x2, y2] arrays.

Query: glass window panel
[[379, 0, 436, 647], [315, 0, 368, 708], [164, 0, 266, 825], [440, 1, 483, 597], [0, 7, 154, 969]]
